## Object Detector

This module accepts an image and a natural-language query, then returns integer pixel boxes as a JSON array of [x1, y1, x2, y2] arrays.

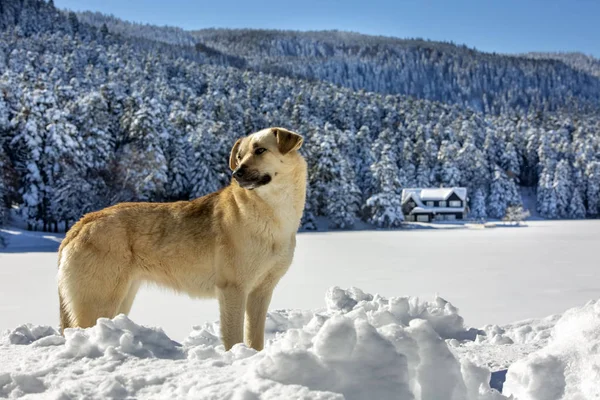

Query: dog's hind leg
[[59, 256, 132, 329]]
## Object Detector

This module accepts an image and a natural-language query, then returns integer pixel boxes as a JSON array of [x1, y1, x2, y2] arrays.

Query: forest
[[1, 0, 599, 232]]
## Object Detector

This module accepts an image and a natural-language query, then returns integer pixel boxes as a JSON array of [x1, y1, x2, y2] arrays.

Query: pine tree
[[189, 121, 228, 198], [308, 123, 360, 228], [365, 145, 404, 228], [585, 161, 600, 217], [300, 185, 318, 231], [469, 188, 487, 220], [568, 189, 586, 219], [487, 165, 521, 219], [553, 159, 572, 219]]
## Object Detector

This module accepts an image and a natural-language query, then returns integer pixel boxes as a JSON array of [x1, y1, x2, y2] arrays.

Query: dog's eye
[[255, 148, 267, 155]]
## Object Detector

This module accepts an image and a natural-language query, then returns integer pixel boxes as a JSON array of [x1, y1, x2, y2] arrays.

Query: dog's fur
[[57, 127, 306, 351]]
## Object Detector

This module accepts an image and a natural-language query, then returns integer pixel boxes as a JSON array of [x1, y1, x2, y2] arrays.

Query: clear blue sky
[[55, 0, 600, 57]]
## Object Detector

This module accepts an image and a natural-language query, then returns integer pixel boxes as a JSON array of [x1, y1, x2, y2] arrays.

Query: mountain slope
[[524, 51, 600, 78], [192, 28, 600, 114], [1, 1, 600, 233], [70, 10, 600, 114]]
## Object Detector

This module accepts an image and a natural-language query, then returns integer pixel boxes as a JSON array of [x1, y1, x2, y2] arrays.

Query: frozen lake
[[1, 220, 599, 341]]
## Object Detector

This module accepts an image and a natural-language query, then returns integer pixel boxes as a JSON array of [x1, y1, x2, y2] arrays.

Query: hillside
[[74, 11, 600, 114], [0, 0, 599, 234], [524, 51, 600, 78], [190, 29, 600, 114]]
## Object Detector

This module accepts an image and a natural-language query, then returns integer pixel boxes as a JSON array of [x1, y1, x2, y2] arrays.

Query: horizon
[[54, 0, 600, 59]]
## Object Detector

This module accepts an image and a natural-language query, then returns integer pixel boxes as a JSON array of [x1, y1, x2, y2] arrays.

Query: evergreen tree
[[469, 188, 487, 220], [585, 161, 600, 217], [553, 159, 572, 219], [365, 145, 404, 228], [487, 165, 521, 219]]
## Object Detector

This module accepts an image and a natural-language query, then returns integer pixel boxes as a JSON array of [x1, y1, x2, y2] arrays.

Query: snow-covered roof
[[410, 206, 465, 214], [402, 187, 467, 203]]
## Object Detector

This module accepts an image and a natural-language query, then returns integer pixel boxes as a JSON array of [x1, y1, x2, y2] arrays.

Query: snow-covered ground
[[1, 220, 600, 398], [2, 220, 599, 341]]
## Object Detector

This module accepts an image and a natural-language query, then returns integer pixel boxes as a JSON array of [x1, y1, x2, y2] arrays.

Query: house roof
[[402, 187, 467, 203], [410, 206, 465, 214]]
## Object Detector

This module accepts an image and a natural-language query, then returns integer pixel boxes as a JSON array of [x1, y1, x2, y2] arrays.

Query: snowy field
[[1, 220, 600, 398]]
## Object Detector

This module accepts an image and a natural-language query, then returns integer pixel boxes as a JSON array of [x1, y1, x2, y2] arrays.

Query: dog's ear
[[229, 138, 243, 171], [273, 128, 303, 155]]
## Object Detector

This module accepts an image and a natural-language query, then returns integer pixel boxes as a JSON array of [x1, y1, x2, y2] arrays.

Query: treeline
[[0, 0, 599, 233], [76, 12, 600, 115]]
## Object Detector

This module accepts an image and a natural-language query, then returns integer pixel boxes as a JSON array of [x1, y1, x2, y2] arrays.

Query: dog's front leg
[[244, 273, 283, 351], [217, 283, 246, 351]]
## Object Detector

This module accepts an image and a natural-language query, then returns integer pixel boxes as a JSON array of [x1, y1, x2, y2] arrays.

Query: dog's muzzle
[[233, 166, 272, 190]]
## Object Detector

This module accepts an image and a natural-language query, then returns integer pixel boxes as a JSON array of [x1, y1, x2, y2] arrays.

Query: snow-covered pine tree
[[365, 144, 404, 228], [487, 165, 521, 219], [189, 120, 228, 199], [10, 87, 55, 230], [469, 188, 487, 220], [568, 189, 586, 219], [300, 184, 318, 231], [308, 123, 360, 228], [352, 125, 375, 198], [585, 161, 600, 217], [0, 93, 8, 232], [117, 97, 169, 202], [69, 91, 113, 212], [553, 159, 573, 219], [437, 140, 461, 186]]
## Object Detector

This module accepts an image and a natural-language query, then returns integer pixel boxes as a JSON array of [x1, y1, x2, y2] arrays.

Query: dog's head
[[229, 127, 304, 190]]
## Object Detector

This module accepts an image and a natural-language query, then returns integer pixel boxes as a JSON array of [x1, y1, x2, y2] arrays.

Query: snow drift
[[1, 286, 599, 399], [503, 299, 600, 400], [1, 286, 502, 399]]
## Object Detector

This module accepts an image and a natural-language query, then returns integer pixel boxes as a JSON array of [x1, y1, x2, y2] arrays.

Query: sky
[[54, 0, 600, 58]]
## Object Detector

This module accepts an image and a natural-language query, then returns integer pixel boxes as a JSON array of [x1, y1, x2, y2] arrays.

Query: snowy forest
[[1, 0, 600, 233]]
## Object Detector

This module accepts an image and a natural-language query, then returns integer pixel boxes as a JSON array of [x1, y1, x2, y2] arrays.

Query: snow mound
[[60, 314, 184, 359], [503, 299, 600, 400], [0, 287, 504, 399]]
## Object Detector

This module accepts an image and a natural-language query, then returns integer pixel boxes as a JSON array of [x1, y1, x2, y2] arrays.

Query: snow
[[503, 299, 600, 399], [410, 206, 465, 213], [0, 287, 505, 399], [2, 286, 599, 399], [2, 220, 600, 342], [2, 220, 600, 397], [402, 187, 467, 203]]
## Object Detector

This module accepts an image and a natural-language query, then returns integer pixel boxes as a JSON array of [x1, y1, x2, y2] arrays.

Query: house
[[401, 187, 468, 222]]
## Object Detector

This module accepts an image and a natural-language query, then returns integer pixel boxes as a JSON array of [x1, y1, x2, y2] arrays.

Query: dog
[[57, 127, 307, 351]]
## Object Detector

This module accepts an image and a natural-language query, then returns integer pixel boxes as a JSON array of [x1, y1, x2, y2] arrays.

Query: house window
[[417, 215, 430, 222], [409, 202, 415, 207], [439, 201, 447, 207], [449, 200, 461, 207], [426, 201, 434, 207], [446, 214, 456, 220]]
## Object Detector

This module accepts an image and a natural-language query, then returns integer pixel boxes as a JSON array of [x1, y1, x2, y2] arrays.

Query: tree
[[552, 160, 572, 219], [585, 161, 600, 217], [487, 165, 521, 219], [469, 188, 487, 221], [365, 145, 404, 228], [188, 121, 228, 199], [503, 205, 530, 226]]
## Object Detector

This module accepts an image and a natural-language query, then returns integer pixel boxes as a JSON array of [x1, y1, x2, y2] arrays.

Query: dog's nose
[[233, 165, 247, 179]]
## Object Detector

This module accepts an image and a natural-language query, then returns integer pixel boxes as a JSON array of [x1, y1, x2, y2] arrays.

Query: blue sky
[[55, 0, 600, 57]]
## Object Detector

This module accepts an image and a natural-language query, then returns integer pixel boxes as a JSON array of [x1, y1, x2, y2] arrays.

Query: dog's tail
[[59, 288, 72, 334]]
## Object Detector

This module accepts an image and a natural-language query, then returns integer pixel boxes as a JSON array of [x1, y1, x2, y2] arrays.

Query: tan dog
[[57, 127, 307, 351]]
